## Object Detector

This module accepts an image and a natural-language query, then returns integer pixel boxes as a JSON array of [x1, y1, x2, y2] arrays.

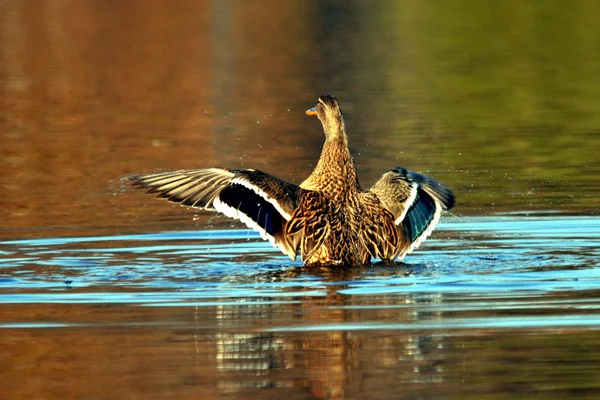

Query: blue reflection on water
[[0, 215, 599, 332]]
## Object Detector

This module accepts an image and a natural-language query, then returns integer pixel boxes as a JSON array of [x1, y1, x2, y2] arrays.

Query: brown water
[[2, 1, 600, 399]]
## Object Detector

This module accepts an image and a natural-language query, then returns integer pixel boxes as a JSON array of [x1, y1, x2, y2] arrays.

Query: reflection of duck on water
[[129, 95, 455, 266], [207, 278, 445, 399]]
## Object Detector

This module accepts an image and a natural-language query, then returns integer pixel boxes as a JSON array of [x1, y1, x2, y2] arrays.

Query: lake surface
[[2, 217, 600, 399], [2, 1, 600, 399]]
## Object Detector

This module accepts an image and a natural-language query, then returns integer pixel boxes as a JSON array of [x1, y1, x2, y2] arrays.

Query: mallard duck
[[129, 94, 455, 266]]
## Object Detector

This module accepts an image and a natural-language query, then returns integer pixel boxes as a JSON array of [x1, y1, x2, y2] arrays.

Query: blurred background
[[2, 0, 599, 239], [2, 2, 600, 400]]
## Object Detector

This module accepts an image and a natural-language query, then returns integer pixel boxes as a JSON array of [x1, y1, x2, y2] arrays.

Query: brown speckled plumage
[[128, 94, 455, 266]]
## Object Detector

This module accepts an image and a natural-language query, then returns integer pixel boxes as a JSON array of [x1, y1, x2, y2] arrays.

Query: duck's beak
[[305, 107, 318, 116]]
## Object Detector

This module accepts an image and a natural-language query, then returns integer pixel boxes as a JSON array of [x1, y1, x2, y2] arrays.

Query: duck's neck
[[301, 134, 361, 196]]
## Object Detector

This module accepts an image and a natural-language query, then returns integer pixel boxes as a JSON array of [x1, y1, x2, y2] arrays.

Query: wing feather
[[284, 191, 330, 262], [128, 167, 304, 259], [358, 193, 401, 261], [369, 167, 455, 259]]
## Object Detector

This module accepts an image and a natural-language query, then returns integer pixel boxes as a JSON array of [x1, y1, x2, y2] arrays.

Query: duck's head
[[306, 94, 345, 139]]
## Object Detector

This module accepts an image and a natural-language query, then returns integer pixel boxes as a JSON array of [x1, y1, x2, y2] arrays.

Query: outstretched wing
[[128, 168, 304, 259], [369, 167, 455, 259]]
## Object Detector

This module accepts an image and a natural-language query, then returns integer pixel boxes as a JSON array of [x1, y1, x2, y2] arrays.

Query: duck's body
[[129, 95, 455, 266]]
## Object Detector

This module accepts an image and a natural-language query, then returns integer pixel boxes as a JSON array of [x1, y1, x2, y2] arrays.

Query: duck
[[128, 94, 455, 266]]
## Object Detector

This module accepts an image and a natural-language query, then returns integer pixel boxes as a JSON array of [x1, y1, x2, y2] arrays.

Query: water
[[2, 1, 600, 399], [2, 217, 600, 399]]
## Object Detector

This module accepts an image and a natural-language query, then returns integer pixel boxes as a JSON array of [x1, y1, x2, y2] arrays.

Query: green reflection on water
[[344, 1, 600, 214]]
